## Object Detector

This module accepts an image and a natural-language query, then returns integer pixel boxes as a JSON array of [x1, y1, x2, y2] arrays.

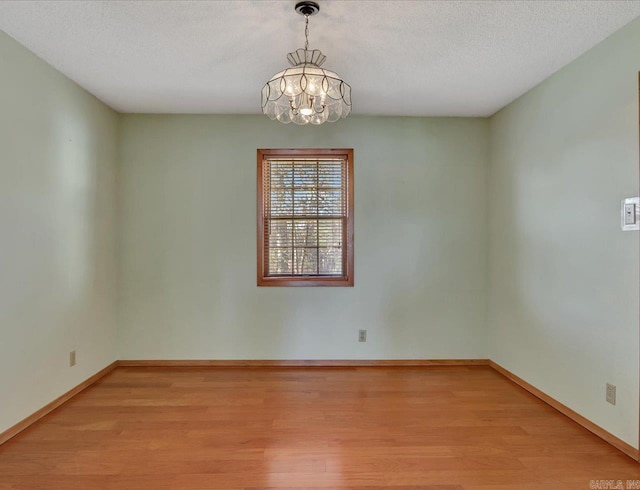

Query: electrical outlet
[[358, 329, 367, 342], [606, 383, 616, 405], [70, 350, 76, 367]]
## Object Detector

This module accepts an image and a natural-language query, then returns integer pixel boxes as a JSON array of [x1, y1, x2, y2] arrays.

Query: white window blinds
[[262, 157, 348, 277]]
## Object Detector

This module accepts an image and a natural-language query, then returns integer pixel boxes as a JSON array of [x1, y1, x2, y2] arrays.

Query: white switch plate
[[622, 197, 640, 231], [625, 204, 636, 224]]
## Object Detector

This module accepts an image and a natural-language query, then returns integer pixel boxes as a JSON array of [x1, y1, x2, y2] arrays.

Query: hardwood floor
[[1, 366, 639, 489]]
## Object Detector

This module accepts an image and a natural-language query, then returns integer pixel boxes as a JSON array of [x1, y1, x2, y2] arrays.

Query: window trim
[[257, 148, 354, 287]]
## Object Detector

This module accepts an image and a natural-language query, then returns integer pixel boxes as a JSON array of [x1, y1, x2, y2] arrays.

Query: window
[[257, 149, 354, 287]]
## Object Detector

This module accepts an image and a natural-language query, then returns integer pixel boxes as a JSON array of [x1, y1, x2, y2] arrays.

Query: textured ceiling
[[0, 0, 639, 116]]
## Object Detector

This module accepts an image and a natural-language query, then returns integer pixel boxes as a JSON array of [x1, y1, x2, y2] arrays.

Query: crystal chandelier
[[261, 1, 352, 125]]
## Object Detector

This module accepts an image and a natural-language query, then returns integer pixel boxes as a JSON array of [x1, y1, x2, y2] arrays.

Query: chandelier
[[261, 1, 352, 125]]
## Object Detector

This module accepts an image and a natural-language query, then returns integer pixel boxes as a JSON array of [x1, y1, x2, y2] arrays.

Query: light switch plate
[[622, 197, 640, 231]]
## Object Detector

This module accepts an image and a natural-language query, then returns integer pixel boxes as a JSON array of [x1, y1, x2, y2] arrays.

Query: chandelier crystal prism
[[261, 1, 352, 125]]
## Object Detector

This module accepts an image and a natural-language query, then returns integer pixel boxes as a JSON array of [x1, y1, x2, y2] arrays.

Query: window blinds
[[262, 157, 348, 276]]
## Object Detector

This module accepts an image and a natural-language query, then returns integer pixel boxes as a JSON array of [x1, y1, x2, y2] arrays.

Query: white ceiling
[[0, 0, 639, 116]]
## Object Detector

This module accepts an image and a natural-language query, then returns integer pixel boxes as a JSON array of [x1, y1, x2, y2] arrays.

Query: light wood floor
[[1, 366, 639, 489]]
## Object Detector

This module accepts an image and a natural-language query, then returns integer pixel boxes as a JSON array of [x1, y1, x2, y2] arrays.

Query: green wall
[[488, 17, 640, 446], [0, 30, 119, 433], [117, 115, 490, 360]]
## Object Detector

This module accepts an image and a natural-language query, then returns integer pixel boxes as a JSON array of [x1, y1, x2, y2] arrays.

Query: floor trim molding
[[0, 361, 118, 446], [117, 359, 490, 367], [489, 360, 639, 461]]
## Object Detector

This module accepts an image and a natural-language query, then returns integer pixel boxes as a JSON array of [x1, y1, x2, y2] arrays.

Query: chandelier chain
[[304, 14, 309, 50]]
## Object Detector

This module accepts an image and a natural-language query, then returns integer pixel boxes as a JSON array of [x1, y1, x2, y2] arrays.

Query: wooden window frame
[[257, 148, 354, 287]]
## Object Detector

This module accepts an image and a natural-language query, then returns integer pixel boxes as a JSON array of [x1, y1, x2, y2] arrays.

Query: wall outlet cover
[[606, 383, 616, 405]]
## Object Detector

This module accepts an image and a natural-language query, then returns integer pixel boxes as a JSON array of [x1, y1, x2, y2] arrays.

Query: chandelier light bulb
[[261, 1, 351, 125]]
